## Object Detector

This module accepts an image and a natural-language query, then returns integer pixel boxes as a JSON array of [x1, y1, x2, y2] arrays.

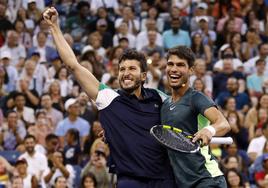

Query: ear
[[141, 72, 147, 82], [189, 66, 194, 74]]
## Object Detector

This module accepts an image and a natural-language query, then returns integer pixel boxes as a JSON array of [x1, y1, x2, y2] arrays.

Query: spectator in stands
[[141, 30, 165, 58], [216, 77, 250, 113], [10, 175, 24, 188], [43, 134, 59, 158], [190, 2, 214, 32], [0, 50, 18, 93], [81, 138, 110, 188], [192, 16, 216, 47], [14, 158, 38, 188], [242, 28, 261, 61], [19, 135, 48, 184], [89, 7, 115, 36], [255, 153, 268, 187], [28, 109, 53, 146], [26, 0, 42, 24], [90, 0, 120, 17], [189, 59, 213, 97], [190, 33, 212, 66], [48, 80, 64, 112], [244, 43, 268, 76], [93, 19, 113, 49], [115, 6, 140, 35], [216, 7, 243, 34], [213, 44, 243, 72], [162, 17, 191, 49], [247, 122, 268, 162], [52, 176, 68, 188], [55, 98, 90, 148], [225, 168, 247, 188], [213, 55, 245, 99], [245, 94, 268, 140], [140, 6, 164, 33], [81, 172, 97, 188], [226, 111, 249, 151], [216, 19, 237, 49], [54, 66, 73, 98], [137, 19, 163, 51], [63, 128, 81, 166], [80, 46, 104, 81], [77, 92, 98, 125], [13, 92, 35, 126], [0, 30, 26, 71], [40, 93, 63, 130], [86, 33, 106, 61], [143, 51, 163, 89], [0, 2, 13, 47], [113, 21, 136, 49], [246, 59, 267, 98], [14, 19, 32, 50], [16, 78, 39, 109], [65, 1, 91, 44], [44, 150, 74, 188], [0, 110, 26, 150], [84, 121, 104, 154], [19, 57, 48, 96], [28, 31, 56, 63], [230, 32, 243, 60]]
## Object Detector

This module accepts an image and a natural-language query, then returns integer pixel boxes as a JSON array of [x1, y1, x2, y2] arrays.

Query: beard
[[119, 79, 142, 94]]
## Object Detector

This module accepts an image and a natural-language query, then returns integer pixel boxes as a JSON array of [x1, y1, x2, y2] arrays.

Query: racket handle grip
[[210, 137, 233, 145]]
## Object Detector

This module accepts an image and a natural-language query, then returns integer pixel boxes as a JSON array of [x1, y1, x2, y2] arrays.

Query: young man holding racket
[[161, 46, 231, 187], [43, 7, 176, 188]]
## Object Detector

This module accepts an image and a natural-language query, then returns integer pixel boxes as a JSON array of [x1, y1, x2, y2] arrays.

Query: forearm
[[211, 118, 231, 136], [49, 25, 99, 100], [58, 165, 69, 178], [44, 171, 54, 183], [25, 90, 39, 106]]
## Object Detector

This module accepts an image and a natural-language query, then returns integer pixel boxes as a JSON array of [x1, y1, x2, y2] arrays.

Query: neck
[[195, 72, 204, 78], [46, 106, 52, 112], [171, 84, 190, 102], [68, 115, 77, 122], [130, 86, 143, 99], [257, 71, 263, 76], [28, 151, 35, 157]]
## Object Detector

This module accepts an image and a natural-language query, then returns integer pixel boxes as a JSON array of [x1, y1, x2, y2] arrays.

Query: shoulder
[[77, 117, 90, 126], [95, 83, 119, 110]]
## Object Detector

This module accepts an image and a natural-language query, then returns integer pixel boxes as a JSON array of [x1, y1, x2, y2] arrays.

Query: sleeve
[[186, 32, 191, 47], [55, 121, 64, 136], [247, 139, 258, 153], [192, 91, 216, 116], [154, 89, 169, 102], [80, 122, 90, 137], [95, 83, 119, 110]]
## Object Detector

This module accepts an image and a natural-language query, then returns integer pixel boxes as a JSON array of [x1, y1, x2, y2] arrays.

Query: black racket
[[150, 125, 233, 153]]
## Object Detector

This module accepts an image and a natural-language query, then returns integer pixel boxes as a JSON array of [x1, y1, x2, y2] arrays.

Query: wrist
[[204, 125, 216, 136]]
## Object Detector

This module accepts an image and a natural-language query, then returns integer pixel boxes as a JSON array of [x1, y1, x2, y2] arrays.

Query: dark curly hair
[[118, 49, 147, 72], [166, 46, 195, 68]]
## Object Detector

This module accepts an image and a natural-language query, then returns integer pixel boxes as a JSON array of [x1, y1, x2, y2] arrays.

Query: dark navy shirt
[[95, 84, 174, 179]]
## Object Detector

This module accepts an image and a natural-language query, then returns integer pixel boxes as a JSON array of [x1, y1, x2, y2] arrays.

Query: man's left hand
[[192, 128, 213, 146]]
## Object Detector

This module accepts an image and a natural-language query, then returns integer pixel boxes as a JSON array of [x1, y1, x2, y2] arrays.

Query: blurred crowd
[[1, 0, 268, 187]]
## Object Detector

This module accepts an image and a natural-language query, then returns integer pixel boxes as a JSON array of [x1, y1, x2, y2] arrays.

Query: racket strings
[[153, 127, 198, 152]]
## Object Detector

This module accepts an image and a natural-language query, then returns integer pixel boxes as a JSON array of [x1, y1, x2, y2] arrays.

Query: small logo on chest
[[170, 106, 176, 110]]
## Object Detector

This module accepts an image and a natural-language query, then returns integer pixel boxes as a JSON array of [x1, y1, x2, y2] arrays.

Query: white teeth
[[170, 74, 180, 79]]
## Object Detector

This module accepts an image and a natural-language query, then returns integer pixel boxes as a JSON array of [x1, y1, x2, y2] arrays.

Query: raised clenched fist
[[43, 7, 58, 27]]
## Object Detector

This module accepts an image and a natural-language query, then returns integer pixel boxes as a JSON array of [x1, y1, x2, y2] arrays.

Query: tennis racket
[[150, 125, 233, 153]]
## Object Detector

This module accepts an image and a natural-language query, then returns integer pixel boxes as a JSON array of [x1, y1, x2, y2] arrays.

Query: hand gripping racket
[[150, 125, 233, 153]]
